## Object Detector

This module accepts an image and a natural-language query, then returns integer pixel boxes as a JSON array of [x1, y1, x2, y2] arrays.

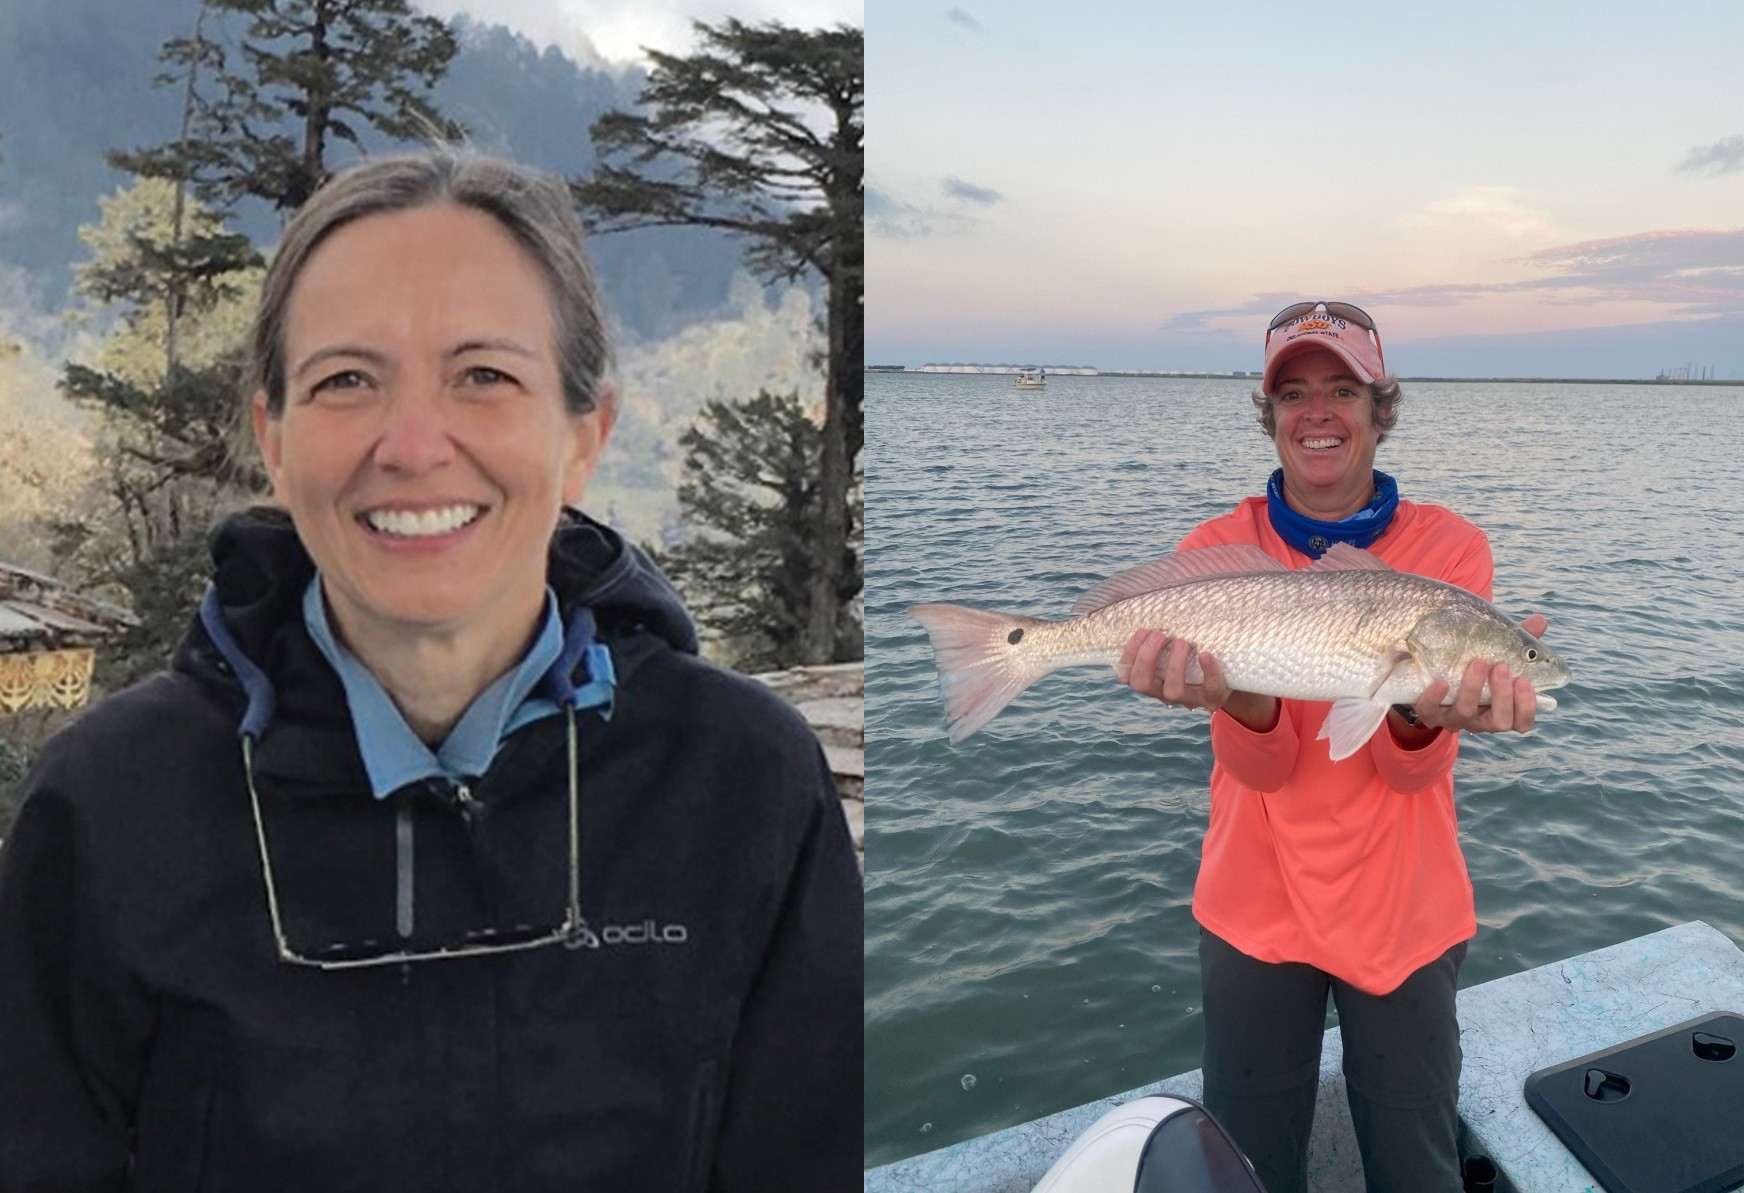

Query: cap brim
[[1263, 336, 1380, 394]]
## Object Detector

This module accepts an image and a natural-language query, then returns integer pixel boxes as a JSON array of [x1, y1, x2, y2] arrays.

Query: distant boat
[[1013, 367, 1046, 390]]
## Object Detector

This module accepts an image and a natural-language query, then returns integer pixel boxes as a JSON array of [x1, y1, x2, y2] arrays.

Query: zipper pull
[[452, 781, 482, 819]]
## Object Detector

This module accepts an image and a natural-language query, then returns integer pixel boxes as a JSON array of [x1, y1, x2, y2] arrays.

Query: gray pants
[[1198, 929, 1467, 1193]]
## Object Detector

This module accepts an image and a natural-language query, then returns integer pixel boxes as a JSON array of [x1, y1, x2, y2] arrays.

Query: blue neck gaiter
[[1265, 468, 1399, 559]]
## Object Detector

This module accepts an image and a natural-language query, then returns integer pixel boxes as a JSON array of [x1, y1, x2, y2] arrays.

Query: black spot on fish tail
[[1007, 628, 1024, 644]]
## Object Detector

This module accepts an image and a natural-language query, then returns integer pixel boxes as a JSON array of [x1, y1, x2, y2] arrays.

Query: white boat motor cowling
[[1030, 1096, 1267, 1193]]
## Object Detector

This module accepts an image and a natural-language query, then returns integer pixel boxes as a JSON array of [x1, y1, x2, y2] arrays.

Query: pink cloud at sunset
[[1162, 227, 1744, 342]]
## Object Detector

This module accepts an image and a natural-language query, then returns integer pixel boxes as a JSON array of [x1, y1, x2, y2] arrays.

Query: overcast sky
[[416, 0, 861, 67], [868, 1, 1744, 377]]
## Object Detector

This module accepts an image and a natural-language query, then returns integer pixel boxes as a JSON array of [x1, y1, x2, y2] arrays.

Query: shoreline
[[867, 368, 1744, 385]]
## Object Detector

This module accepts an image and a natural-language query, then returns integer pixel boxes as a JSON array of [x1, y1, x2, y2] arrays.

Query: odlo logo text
[[567, 919, 691, 949]]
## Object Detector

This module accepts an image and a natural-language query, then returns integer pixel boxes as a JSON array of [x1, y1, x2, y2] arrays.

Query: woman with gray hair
[[0, 151, 861, 1191], [1116, 302, 1550, 1192]]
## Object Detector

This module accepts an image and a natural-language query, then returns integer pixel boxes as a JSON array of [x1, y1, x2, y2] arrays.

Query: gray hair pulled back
[[250, 149, 612, 417], [1250, 374, 1403, 444]]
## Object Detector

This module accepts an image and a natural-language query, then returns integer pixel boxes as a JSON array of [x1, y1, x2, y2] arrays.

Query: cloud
[[1158, 292, 1454, 333], [1159, 227, 1744, 332], [867, 186, 978, 239], [418, 0, 864, 67], [1515, 227, 1744, 311], [869, 175, 1003, 238], [865, 187, 901, 222], [942, 176, 1001, 205], [1676, 136, 1744, 177], [946, 7, 985, 33], [1395, 186, 1556, 240], [0, 255, 77, 358]]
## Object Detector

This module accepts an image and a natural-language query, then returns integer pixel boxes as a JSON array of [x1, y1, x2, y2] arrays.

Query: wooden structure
[[0, 563, 133, 714]]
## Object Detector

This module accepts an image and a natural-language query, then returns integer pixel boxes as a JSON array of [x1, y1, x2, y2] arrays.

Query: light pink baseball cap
[[1262, 302, 1387, 393]]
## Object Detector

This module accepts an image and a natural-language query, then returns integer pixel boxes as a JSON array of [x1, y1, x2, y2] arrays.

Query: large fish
[[909, 542, 1571, 760]]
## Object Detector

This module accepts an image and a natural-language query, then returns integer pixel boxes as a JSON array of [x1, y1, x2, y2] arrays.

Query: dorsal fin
[[1306, 542, 1393, 573], [1072, 544, 1286, 615]]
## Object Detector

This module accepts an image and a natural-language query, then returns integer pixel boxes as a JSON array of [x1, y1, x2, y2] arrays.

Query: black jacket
[[0, 509, 862, 1192]]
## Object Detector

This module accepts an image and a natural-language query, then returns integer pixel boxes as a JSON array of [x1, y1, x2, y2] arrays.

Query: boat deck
[[866, 920, 1744, 1192]]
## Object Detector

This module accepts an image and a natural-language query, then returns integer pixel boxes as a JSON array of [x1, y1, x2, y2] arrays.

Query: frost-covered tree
[[57, 178, 263, 685]]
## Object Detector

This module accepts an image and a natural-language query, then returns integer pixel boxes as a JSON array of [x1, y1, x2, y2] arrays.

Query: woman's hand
[[1401, 614, 1550, 738], [1117, 629, 1279, 731]]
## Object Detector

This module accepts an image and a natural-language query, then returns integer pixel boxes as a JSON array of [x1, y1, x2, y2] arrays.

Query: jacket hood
[[174, 506, 697, 736]]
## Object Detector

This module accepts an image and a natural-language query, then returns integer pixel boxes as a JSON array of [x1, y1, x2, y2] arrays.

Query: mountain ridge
[[0, 0, 754, 342]]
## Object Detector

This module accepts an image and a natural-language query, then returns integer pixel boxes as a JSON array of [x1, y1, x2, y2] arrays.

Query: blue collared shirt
[[302, 577, 565, 799]]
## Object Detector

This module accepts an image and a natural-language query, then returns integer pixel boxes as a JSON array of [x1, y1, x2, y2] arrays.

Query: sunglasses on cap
[[1267, 301, 1377, 333]]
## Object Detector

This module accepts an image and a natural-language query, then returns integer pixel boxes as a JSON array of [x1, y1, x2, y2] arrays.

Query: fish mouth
[[1524, 656, 1573, 708]]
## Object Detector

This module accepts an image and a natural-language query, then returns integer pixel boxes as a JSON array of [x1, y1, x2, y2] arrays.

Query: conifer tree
[[656, 391, 861, 672], [577, 20, 863, 665], [73, 1, 257, 489], [56, 178, 263, 684], [63, 180, 260, 484], [110, 0, 462, 213]]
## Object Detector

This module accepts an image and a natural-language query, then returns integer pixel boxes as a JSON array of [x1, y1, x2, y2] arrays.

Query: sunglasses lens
[[1268, 302, 1318, 332], [1322, 302, 1376, 331]]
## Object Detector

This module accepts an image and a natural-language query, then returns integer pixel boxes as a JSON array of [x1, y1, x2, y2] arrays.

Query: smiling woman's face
[[1268, 347, 1381, 520], [253, 202, 610, 650]]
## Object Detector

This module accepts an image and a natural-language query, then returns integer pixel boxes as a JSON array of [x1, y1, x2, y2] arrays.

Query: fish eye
[[1525, 648, 1539, 661]]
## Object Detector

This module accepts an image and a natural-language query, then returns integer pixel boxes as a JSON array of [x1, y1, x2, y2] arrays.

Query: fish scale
[[908, 543, 1571, 758]]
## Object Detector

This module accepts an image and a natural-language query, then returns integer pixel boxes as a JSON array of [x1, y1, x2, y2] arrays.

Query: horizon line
[[865, 366, 1743, 386]]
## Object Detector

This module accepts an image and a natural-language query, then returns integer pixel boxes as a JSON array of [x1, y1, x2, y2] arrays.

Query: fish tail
[[907, 604, 1050, 743]]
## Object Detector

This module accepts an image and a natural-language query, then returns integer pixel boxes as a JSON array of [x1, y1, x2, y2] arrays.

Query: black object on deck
[[1524, 1011, 1744, 1193], [1131, 1097, 1267, 1193]]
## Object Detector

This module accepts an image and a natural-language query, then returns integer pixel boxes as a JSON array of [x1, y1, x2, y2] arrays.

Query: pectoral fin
[[1368, 649, 1414, 700], [1319, 698, 1392, 762]]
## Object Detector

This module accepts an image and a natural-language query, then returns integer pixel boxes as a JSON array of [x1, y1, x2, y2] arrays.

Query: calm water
[[863, 372, 1744, 1168]]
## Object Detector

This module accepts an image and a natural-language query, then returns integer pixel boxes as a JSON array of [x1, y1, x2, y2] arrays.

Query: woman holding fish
[[911, 301, 1567, 1193], [1123, 304, 1553, 1193]]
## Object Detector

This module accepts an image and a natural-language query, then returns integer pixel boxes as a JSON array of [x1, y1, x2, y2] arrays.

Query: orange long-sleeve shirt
[[1182, 496, 1491, 995]]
